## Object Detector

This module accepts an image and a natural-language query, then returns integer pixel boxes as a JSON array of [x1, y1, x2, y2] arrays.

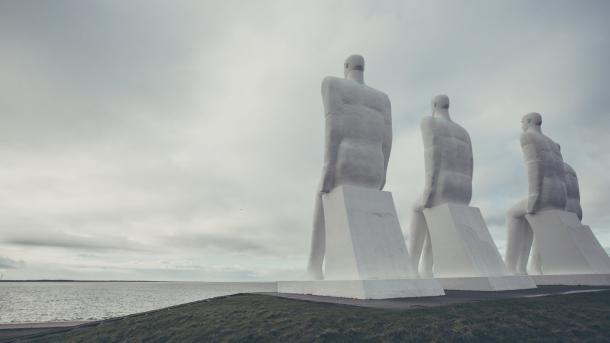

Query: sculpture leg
[[528, 235, 543, 275], [408, 209, 428, 278], [517, 225, 533, 275], [419, 229, 433, 277], [305, 192, 325, 280], [505, 200, 529, 275]]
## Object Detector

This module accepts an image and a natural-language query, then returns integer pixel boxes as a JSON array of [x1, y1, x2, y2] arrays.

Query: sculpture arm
[[574, 171, 583, 220], [566, 163, 584, 220], [320, 78, 342, 193], [466, 132, 474, 180], [421, 118, 440, 208], [521, 133, 543, 213], [380, 95, 392, 190]]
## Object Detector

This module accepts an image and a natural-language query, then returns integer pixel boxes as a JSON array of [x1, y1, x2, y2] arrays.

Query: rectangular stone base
[[277, 279, 445, 299], [322, 185, 415, 280], [423, 204, 509, 278], [526, 210, 610, 274], [437, 276, 537, 291], [531, 274, 610, 286]]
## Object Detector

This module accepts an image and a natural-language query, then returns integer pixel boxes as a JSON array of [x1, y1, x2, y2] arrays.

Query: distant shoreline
[[0, 280, 166, 282], [0, 280, 276, 283]]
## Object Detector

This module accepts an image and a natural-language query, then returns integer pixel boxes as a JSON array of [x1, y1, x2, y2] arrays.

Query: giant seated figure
[[506, 113, 610, 280], [408, 95, 474, 277], [407, 95, 531, 290], [304, 55, 419, 285], [505, 112, 566, 275]]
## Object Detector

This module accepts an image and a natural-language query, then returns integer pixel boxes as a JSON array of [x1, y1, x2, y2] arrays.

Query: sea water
[[0, 281, 276, 323]]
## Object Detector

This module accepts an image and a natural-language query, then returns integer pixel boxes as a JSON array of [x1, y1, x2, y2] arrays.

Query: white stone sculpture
[[408, 95, 473, 278], [506, 113, 610, 285], [409, 96, 534, 290], [505, 112, 567, 275], [305, 55, 393, 280], [285, 55, 444, 298]]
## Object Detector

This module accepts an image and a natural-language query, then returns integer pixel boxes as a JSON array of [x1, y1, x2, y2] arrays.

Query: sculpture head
[[431, 94, 450, 118], [521, 112, 542, 132], [344, 54, 365, 83]]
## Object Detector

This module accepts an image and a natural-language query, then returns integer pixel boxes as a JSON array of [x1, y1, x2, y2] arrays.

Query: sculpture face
[[521, 112, 542, 132], [432, 94, 450, 112], [343, 54, 365, 78]]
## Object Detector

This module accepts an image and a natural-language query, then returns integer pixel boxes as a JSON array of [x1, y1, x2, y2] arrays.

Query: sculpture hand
[[320, 175, 334, 194], [527, 194, 539, 214], [413, 195, 428, 212]]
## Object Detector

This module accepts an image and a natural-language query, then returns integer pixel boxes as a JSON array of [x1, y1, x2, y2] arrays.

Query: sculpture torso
[[322, 76, 391, 190], [521, 130, 567, 211], [421, 116, 473, 206]]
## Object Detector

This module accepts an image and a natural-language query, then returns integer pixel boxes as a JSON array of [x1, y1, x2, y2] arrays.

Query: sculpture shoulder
[[321, 77, 387, 99], [321, 76, 343, 89], [450, 120, 471, 143], [419, 117, 439, 145], [321, 76, 344, 97], [420, 116, 449, 134], [420, 115, 437, 130], [520, 131, 543, 146]]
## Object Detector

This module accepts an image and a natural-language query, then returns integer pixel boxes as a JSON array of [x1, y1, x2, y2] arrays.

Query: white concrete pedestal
[[525, 210, 610, 285], [285, 185, 444, 299], [323, 185, 414, 280], [423, 203, 536, 291]]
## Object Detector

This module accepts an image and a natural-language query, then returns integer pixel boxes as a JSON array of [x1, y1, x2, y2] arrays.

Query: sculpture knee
[[506, 202, 527, 220]]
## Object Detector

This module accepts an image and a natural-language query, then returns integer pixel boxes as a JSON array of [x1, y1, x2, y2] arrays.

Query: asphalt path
[[262, 285, 610, 310]]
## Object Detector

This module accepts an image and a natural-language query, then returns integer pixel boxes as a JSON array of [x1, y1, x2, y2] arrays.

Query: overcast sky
[[1, 1, 609, 281]]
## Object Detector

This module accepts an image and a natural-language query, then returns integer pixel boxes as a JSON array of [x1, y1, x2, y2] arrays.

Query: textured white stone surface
[[277, 279, 445, 299], [323, 185, 416, 280], [525, 210, 610, 275]]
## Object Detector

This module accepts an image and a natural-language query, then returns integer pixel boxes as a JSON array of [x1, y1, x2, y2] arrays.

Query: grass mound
[[12, 291, 610, 342]]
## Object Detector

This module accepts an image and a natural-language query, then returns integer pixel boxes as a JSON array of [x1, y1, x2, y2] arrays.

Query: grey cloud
[[163, 229, 304, 257], [0, 256, 25, 269], [166, 233, 271, 254], [4, 231, 151, 252]]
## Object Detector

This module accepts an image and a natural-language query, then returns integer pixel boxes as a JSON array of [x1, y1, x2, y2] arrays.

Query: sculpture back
[[522, 131, 567, 211]]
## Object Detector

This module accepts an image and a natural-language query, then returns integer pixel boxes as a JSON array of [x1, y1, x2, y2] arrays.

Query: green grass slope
[[12, 291, 610, 343]]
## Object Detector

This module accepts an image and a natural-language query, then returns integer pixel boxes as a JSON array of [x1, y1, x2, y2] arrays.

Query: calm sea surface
[[0, 281, 276, 324]]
